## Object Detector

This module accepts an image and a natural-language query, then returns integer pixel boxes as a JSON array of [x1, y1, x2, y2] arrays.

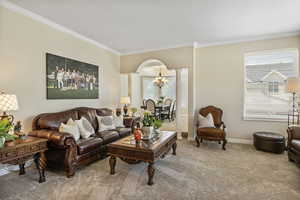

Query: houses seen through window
[[244, 49, 298, 120]]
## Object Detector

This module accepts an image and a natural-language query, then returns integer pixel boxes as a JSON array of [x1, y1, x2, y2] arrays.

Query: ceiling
[[6, 0, 300, 54]]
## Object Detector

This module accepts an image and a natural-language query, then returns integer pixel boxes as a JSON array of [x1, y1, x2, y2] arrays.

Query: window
[[244, 49, 298, 121], [142, 76, 176, 101], [142, 77, 159, 100], [268, 81, 279, 94]]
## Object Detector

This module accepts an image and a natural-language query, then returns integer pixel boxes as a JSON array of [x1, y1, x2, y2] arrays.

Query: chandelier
[[153, 72, 168, 88]]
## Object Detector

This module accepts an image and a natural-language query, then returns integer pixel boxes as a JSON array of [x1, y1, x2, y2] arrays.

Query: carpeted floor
[[1, 139, 300, 200]]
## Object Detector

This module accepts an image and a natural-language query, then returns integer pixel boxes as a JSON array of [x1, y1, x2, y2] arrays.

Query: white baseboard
[[227, 138, 252, 144], [187, 137, 252, 144]]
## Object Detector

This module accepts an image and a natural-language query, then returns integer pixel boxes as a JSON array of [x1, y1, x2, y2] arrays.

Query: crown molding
[[195, 32, 300, 49], [121, 43, 193, 56], [0, 0, 121, 55]]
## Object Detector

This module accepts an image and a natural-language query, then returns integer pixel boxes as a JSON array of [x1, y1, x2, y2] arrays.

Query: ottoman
[[253, 132, 285, 154]]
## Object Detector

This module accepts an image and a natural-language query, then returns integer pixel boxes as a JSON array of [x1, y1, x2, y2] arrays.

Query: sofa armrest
[[287, 127, 300, 146], [29, 130, 75, 148]]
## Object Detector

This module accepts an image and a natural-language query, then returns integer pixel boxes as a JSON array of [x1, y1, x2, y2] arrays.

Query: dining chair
[[164, 98, 173, 106], [161, 100, 173, 122], [142, 99, 147, 107], [171, 100, 176, 121], [145, 99, 159, 118]]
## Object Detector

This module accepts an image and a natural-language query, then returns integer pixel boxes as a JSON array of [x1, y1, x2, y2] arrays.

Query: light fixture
[[0, 93, 19, 123], [120, 96, 131, 116], [153, 69, 168, 88]]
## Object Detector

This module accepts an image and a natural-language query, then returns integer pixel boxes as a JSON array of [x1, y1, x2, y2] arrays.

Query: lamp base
[[0, 112, 14, 123], [123, 105, 128, 117]]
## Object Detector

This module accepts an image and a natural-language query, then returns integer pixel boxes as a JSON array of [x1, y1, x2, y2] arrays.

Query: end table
[[0, 136, 48, 183]]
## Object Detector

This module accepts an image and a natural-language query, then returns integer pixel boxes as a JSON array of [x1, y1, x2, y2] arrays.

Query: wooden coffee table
[[0, 136, 48, 183], [107, 131, 177, 185]]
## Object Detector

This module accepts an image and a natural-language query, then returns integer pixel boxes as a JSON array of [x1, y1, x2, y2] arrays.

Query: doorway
[[120, 59, 189, 137]]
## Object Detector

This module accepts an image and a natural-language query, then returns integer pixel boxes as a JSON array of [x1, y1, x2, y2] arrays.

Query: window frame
[[243, 48, 299, 122]]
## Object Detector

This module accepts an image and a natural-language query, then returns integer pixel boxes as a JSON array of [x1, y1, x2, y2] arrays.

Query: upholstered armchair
[[196, 106, 227, 150], [287, 126, 300, 164]]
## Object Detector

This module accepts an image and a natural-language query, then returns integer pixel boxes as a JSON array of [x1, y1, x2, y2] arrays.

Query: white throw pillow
[[198, 113, 215, 128], [96, 115, 116, 131], [59, 119, 80, 141], [75, 117, 95, 139], [81, 117, 95, 134], [113, 115, 124, 128]]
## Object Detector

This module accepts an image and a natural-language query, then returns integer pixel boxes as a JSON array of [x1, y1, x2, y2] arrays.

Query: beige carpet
[[1, 139, 300, 200]]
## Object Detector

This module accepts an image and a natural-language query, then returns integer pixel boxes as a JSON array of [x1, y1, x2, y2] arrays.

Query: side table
[[123, 116, 141, 131], [0, 136, 48, 183]]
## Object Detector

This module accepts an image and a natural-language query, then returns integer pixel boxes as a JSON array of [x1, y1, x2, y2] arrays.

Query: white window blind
[[244, 49, 298, 121]]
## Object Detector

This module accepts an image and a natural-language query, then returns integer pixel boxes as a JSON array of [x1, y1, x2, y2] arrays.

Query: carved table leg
[[172, 142, 177, 155], [109, 156, 116, 175], [34, 152, 46, 183], [147, 162, 155, 185], [19, 163, 25, 175]]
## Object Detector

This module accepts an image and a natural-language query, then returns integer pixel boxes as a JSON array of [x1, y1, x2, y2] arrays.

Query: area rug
[[1, 139, 300, 200]]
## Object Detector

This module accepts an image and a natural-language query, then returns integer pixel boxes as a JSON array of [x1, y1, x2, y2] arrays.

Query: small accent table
[[107, 131, 177, 185], [0, 136, 48, 183]]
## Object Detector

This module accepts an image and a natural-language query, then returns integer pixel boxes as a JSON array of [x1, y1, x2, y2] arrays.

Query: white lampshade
[[286, 77, 300, 93], [0, 94, 19, 112], [120, 96, 131, 105]]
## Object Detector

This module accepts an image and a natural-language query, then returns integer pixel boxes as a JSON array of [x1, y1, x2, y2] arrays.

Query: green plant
[[0, 118, 17, 141], [142, 112, 162, 128], [142, 112, 155, 127], [153, 119, 162, 129], [157, 96, 165, 105]]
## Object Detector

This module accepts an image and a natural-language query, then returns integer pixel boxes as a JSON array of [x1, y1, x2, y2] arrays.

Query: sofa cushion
[[59, 118, 80, 141], [96, 130, 120, 145], [291, 140, 300, 152], [197, 127, 226, 138], [38, 110, 78, 130], [77, 108, 98, 131], [115, 127, 131, 138], [77, 137, 103, 155], [198, 113, 215, 128], [97, 116, 116, 132]]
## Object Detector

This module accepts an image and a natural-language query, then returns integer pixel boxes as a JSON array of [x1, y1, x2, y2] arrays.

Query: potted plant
[[0, 118, 17, 148], [157, 96, 165, 105], [141, 111, 162, 139], [141, 111, 155, 139]]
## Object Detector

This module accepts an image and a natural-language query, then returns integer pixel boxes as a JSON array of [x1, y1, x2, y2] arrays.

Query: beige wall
[[120, 46, 193, 72], [0, 6, 120, 132], [196, 36, 300, 140]]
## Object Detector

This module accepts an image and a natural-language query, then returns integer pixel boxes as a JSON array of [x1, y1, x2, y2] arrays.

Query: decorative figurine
[[133, 123, 142, 145]]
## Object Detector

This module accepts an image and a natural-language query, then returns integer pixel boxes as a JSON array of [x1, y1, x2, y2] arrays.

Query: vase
[[142, 126, 154, 139], [0, 137, 5, 148]]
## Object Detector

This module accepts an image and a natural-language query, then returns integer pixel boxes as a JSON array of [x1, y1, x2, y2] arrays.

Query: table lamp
[[0, 94, 19, 123], [120, 96, 130, 116], [287, 77, 300, 124]]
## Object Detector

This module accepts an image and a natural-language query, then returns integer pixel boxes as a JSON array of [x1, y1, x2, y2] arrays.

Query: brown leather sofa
[[29, 107, 133, 177], [287, 126, 300, 165]]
